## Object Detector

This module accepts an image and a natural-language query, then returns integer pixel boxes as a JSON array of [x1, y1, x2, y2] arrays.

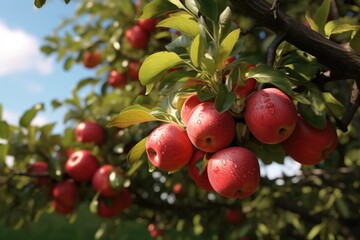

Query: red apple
[[125, 25, 150, 49], [92, 165, 120, 197], [65, 150, 99, 182], [207, 147, 260, 198], [75, 121, 105, 145], [128, 61, 141, 81], [52, 200, 75, 215], [232, 77, 257, 99], [225, 208, 242, 224], [147, 224, 164, 238], [52, 179, 77, 208], [180, 94, 202, 125], [82, 50, 102, 68], [172, 183, 182, 195], [146, 124, 193, 172], [28, 161, 49, 187], [186, 102, 235, 153], [282, 115, 338, 165], [244, 88, 297, 144], [188, 150, 214, 191], [138, 18, 158, 33], [97, 188, 132, 218], [108, 70, 126, 88]]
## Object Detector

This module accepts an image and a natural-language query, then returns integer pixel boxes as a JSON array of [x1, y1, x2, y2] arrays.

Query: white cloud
[[0, 21, 53, 77], [3, 109, 48, 126]]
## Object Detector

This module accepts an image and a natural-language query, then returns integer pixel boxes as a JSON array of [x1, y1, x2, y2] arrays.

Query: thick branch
[[231, 0, 360, 80]]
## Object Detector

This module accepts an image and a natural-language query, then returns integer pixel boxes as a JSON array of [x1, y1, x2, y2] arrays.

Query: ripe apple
[[147, 224, 164, 238], [244, 88, 297, 144], [232, 77, 257, 99], [92, 164, 121, 197], [188, 150, 214, 191], [282, 115, 338, 165], [52, 179, 78, 208], [172, 183, 182, 195], [65, 150, 99, 182], [207, 147, 260, 198], [108, 70, 126, 88], [125, 25, 150, 49], [225, 208, 242, 224], [128, 60, 141, 80], [180, 94, 202, 125], [28, 161, 49, 187], [97, 188, 132, 218], [82, 50, 102, 68], [75, 121, 105, 145], [186, 102, 235, 153], [138, 18, 158, 33], [146, 124, 193, 172], [52, 200, 74, 215]]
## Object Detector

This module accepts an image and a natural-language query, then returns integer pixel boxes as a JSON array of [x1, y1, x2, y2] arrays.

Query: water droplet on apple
[[214, 167, 220, 173], [156, 141, 161, 146], [197, 120, 201, 125]]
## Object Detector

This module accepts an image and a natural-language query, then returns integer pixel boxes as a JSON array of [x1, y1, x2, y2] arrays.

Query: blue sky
[[0, 1, 93, 132]]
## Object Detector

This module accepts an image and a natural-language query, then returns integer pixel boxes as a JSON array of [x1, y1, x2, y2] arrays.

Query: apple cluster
[[28, 121, 132, 218], [144, 69, 339, 198], [125, 18, 158, 50]]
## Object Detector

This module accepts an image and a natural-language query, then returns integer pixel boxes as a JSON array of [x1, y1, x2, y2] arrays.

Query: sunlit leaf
[[139, 0, 179, 19], [215, 29, 240, 69], [157, 12, 200, 38], [108, 106, 158, 128], [323, 92, 345, 119], [314, 0, 331, 35], [128, 137, 148, 166], [139, 51, 184, 86], [307, 223, 323, 240], [19, 104, 45, 128], [190, 34, 205, 67]]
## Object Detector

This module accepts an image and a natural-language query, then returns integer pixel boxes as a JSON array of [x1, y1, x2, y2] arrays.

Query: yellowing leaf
[[108, 106, 158, 128]]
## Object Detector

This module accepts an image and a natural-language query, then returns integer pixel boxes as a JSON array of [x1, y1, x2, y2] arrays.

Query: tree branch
[[230, 0, 360, 131]]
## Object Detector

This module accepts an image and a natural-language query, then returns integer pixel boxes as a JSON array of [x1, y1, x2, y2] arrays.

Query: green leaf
[[34, 0, 46, 8], [72, 78, 99, 95], [185, 0, 199, 15], [0, 104, 2, 120], [63, 57, 75, 71], [139, 0, 179, 19], [215, 29, 240, 70], [243, 140, 285, 164], [64, 0, 70, 4], [314, 0, 331, 35], [307, 223, 323, 240], [298, 104, 327, 129], [0, 121, 9, 139], [214, 84, 235, 113], [19, 104, 45, 128], [293, 93, 311, 105], [219, 7, 232, 39], [195, 0, 218, 21], [128, 137, 148, 166], [350, 30, 360, 54], [157, 12, 200, 38], [201, 57, 216, 76], [139, 51, 183, 86], [0, 143, 8, 163], [190, 34, 205, 67], [107, 106, 158, 128], [305, 12, 319, 32], [168, 0, 186, 10], [40, 45, 55, 55], [248, 65, 292, 95], [325, 20, 360, 37], [197, 91, 217, 102], [323, 92, 345, 119]]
